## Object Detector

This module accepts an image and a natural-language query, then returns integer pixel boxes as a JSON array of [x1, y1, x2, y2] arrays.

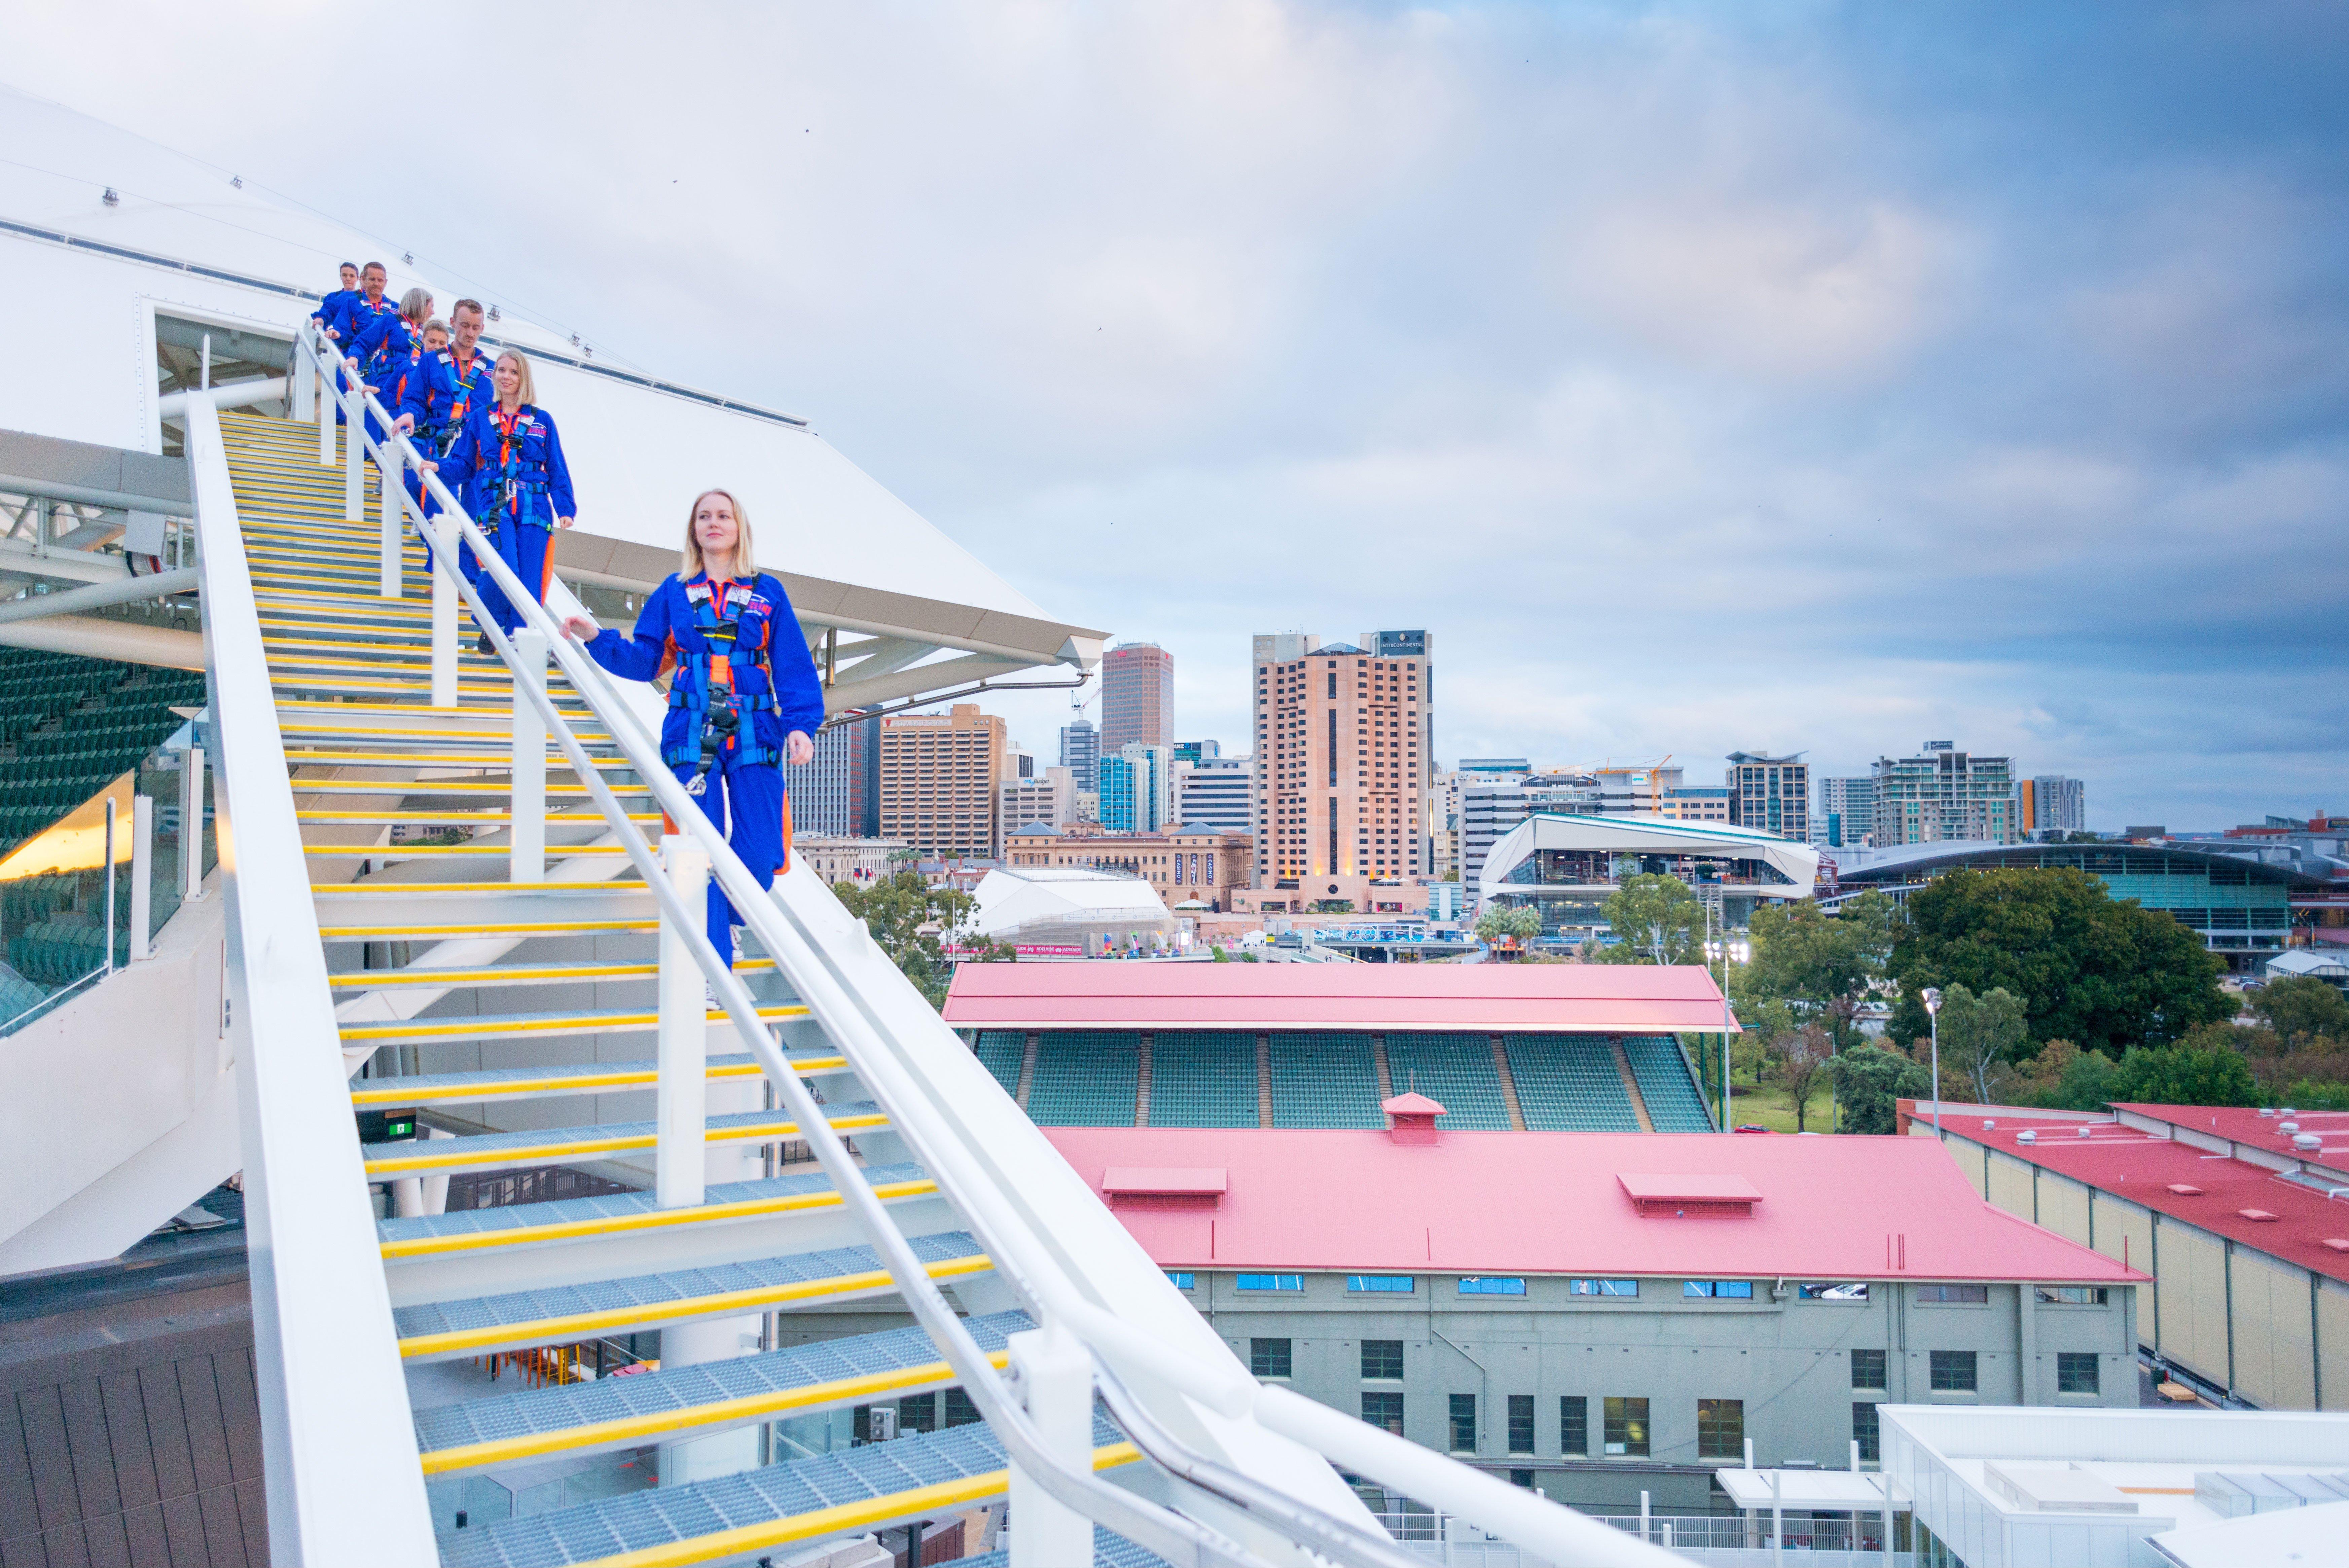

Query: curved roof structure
[[1478, 811, 1820, 903], [0, 86, 1103, 704], [1832, 840, 2317, 887], [968, 866, 1172, 940]]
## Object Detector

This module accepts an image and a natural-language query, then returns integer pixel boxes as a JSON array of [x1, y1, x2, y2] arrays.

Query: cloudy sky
[[8, 2, 2346, 828]]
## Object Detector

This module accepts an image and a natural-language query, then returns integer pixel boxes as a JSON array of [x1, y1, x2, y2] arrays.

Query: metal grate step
[[359, 1102, 884, 1179]]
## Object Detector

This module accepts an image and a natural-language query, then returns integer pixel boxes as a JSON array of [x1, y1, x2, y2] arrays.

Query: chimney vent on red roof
[[2238, 1208, 2280, 1223], [1383, 1092, 1445, 1145], [1618, 1173, 1762, 1218], [1101, 1167, 1226, 1211]]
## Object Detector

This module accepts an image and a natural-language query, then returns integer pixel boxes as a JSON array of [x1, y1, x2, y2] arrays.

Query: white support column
[[293, 344, 314, 423], [129, 794, 153, 962], [377, 443, 402, 599], [421, 1127, 451, 1217], [656, 834, 711, 1210], [509, 628, 547, 881], [181, 744, 205, 902], [316, 353, 334, 465], [1007, 1321, 1093, 1568], [430, 512, 459, 707], [342, 372, 363, 522]]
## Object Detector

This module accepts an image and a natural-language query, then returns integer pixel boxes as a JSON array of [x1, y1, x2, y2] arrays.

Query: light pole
[[1922, 987, 1944, 1136]]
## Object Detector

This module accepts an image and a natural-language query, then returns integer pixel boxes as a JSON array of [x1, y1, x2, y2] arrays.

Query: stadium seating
[[1146, 1031, 1259, 1128], [1024, 1029, 1140, 1126], [1268, 1031, 1382, 1129], [0, 648, 204, 862], [1624, 1035, 1715, 1132], [1382, 1032, 1512, 1129], [973, 1030, 1026, 1098], [1504, 1034, 1641, 1132]]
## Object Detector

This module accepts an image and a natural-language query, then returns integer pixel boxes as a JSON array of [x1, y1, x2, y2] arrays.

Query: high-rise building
[[1726, 751, 1810, 840], [1057, 718, 1099, 793], [1660, 786, 1730, 823], [1251, 632, 1433, 884], [1001, 765, 1077, 834], [1099, 643, 1173, 752], [878, 702, 1009, 859], [792, 710, 880, 838], [1815, 776, 1876, 849], [1594, 763, 1685, 815], [1871, 742, 2017, 846], [1098, 743, 1176, 835], [2019, 776, 2087, 838], [1177, 753, 1252, 833], [1459, 771, 1601, 895], [1172, 739, 1221, 765]]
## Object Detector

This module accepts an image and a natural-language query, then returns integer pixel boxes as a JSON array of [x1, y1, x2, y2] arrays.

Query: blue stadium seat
[[1025, 1030, 1140, 1126], [972, 1031, 1026, 1098], [1624, 1035, 1716, 1132], [1147, 1031, 1258, 1128], [1268, 1031, 1381, 1128], [1382, 1033, 1511, 1129], [1504, 1034, 1641, 1132]]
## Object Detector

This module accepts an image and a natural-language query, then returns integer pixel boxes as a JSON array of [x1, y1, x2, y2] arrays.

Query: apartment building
[[1815, 776, 1876, 850], [790, 710, 879, 838], [2019, 776, 2086, 837], [1659, 786, 1730, 823], [877, 703, 1008, 860], [1057, 717, 1100, 793], [1726, 751, 1810, 841], [1178, 753, 1252, 834], [1000, 765, 1077, 834], [1250, 631, 1434, 886], [1098, 743, 1176, 835], [1872, 743, 2017, 846], [1100, 643, 1173, 752]]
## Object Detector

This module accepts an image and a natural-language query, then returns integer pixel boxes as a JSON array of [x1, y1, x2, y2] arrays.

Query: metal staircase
[[168, 332, 1673, 1565]]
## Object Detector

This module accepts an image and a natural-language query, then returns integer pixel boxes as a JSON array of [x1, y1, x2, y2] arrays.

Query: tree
[[831, 871, 981, 1008], [1887, 868, 2231, 1053], [2012, 1039, 2121, 1111], [1599, 874, 1706, 965], [2253, 977, 2349, 1049], [2107, 1041, 2258, 1108], [1831, 1044, 1935, 1134], [1934, 984, 2030, 1104], [1474, 906, 1543, 948], [1775, 1023, 1835, 1132], [1744, 892, 1900, 1054]]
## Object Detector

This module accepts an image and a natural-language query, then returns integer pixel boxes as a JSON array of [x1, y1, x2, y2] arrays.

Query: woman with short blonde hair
[[563, 487, 821, 967], [438, 348, 574, 650]]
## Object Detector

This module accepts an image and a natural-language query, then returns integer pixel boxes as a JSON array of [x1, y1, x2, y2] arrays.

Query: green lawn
[[1720, 1080, 1842, 1134]]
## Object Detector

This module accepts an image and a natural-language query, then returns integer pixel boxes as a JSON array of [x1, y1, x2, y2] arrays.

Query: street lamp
[[1922, 987, 1944, 1136]]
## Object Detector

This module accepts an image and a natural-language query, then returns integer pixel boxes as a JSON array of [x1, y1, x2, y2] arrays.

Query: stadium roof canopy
[[1478, 811, 1821, 903], [1831, 840, 2316, 887], [0, 85, 1103, 709], [1042, 1124, 2138, 1283], [943, 960, 1739, 1032]]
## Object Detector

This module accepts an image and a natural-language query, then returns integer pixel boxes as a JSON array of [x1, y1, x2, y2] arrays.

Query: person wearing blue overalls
[[562, 490, 822, 967], [400, 299, 495, 536], [312, 262, 361, 344], [433, 350, 574, 651]]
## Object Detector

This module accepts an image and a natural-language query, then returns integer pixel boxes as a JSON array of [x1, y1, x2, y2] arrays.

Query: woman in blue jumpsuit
[[562, 490, 823, 965], [434, 350, 574, 648]]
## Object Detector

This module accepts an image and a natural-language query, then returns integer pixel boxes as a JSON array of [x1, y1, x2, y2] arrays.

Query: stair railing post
[[102, 798, 116, 977], [314, 334, 334, 465], [181, 743, 206, 902], [129, 793, 153, 962], [430, 511, 459, 707], [509, 628, 548, 881], [1006, 1321, 1096, 1567], [377, 430, 402, 599], [656, 834, 712, 1210], [341, 365, 363, 523]]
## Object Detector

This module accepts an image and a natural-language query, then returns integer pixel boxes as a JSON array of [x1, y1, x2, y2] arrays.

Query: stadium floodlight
[[1922, 987, 1944, 1135]]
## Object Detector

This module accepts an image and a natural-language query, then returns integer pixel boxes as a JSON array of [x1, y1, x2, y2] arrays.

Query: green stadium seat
[[973, 1030, 1026, 1097], [1624, 1036, 1715, 1132], [1269, 1031, 1381, 1128], [1505, 1034, 1641, 1132], [1147, 1031, 1257, 1128], [1383, 1033, 1511, 1129], [1026, 1030, 1139, 1126]]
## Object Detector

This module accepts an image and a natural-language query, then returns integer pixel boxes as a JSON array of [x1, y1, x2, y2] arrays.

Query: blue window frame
[[1570, 1279, 1639, 1297], [1457, 1277, 1526, 1296], [1684, 1280, 1755, 1299], [1235, 1274, 1303, 1292], [1167, 1272, 1196, 1290], [1348, 1275, 1415, 1293]]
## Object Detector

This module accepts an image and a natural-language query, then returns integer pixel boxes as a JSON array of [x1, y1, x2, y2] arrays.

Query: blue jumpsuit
[[584, 571, 825, 966], [399, 346, 495, 534], [312, 290, 363, 423], [341, 297, 407, 440], [437, 401, 576, 635]]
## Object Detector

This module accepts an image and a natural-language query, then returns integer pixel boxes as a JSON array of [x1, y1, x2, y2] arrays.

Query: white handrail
[[182, 392, 437, 1566], [297, 325, 1682, 1566]]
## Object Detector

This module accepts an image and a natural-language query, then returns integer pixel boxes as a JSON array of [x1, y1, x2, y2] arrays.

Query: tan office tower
[[1251, 631, 1432, 888], [878, 702, 1009, 859], [1099, 642, 1174, 752]]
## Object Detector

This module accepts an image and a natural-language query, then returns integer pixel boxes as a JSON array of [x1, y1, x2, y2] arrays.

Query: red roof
[[1039, 1126, 2139, 1283], [2111, 1103, 2349, 1180], [944, 962, 1739, 1033], [1927, 1108, 2349, 1284]]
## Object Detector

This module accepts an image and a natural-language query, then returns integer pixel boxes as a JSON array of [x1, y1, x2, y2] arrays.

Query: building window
[[1449, 1394, 1478, 1453], [1507, 1395, 1535, 1455], [1362, 1391, 1404, 1436], [1851, 1349, 1886, 1390], [1561, 1396, 1588, 1457], [1250, 1338, 1292, 1379], [1362, 1340, 1405, 1380], [944, 1387, 982, 1428], [1458, 1276, 1526, 1296], [1684, 1280, 1755, 1299], [1570, 1279, 1638, 1297], [1166, 1272, 1195, 1290], [1235, 1274, 1302, 1292], [1347, 1275, 1414, 1294], [2057, 1353, 2101, 1395], [1853, 1402, 1880, 1462], [2036, 1286, 2109, 1306], [1510, 1468, 1535, 1490], [1929, 1351, 1978, 1393], [1918, 1284, 1989, 1304], [898, 1392, 938, 1434], [1697, 1399, 1744, 1461], [1603, 1397, 1650, 1457], [1800, 1282, 1871, 1302]]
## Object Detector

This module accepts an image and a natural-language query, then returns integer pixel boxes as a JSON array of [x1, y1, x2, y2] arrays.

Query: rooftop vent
[[2297, 1134, 2324, 1153], [1618, 1173, 1762, 1218], [2018, 1130, 2038, 1144], [1100, 1167, 1226, 1211], [2238, 1208, 2280, 1223], [2282, 1121, 2301, 1134], [2077, 1126, 2093, 1138], [1382, 1092, 1445, 1145], [2325, 1240, 2349, 1254], [2166, 1183, 2204, 1196]]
